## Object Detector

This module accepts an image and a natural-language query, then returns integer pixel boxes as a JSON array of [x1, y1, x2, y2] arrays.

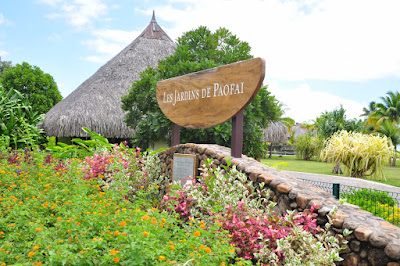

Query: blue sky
[[1, 0, 399, 123]]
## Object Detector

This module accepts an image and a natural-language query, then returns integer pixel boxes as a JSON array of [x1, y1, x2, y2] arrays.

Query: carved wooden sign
[[156, 57, 265, 128]]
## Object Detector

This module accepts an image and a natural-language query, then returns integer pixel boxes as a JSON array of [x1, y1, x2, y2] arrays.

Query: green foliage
[[0, 57, 12, 78], [46, 127, 115, 159], [122, 26, 283, 158], [0, 62, 62, 114], [294, 133, 324, 161], [0, 85, 44, 149], [342, 188, 399, 226], [314, 106, 363, 139], [321, 130, 393, 179]]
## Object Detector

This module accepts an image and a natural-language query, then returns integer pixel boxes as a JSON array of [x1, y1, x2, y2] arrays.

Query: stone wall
[[158, 143, 400, 266]]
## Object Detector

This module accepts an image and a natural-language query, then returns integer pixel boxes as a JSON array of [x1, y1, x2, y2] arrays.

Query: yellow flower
[[159, 256, 166, 261], [143, 231, 149, 236], [113, 257, 120, 263], [110, 249, 119, 255], [194, 231, 200, 237], [228, 249, 235, 253]]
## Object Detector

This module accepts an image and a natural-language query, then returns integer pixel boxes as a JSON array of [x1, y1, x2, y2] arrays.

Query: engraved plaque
[[172, 153, 197, 185]]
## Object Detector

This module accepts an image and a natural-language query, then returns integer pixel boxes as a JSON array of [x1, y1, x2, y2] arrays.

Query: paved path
[[283, 170, 400, 202]]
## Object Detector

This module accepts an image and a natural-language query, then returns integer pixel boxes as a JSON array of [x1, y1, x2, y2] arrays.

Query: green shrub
[[342, 188, 399, 226], [0, 86, 44, 149], [321, 130, 393, 179], [294, 133, 324, 160]]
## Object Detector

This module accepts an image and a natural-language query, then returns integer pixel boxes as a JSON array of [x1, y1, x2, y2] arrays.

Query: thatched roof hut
[[42, 12, 176, 139], [262, 121, 288, 144]]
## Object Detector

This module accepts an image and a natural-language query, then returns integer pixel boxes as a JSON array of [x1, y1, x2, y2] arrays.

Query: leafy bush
[[342, 188, 400, 226], [161, 159, 348, 264], [321, 130, 393, 179], [294, 133, 324, 160], [0, 86, 44, 149]]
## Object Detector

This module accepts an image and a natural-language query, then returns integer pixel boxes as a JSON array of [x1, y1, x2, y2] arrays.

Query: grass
[[261, 155, 400, 187]]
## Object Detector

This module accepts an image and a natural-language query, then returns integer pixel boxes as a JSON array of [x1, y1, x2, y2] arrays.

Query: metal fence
[[298, 178, 400, 227]]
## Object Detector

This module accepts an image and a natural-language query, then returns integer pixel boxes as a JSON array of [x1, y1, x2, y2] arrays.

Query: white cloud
[[81, 29, 141, 63], [0, 13, 11, 25], [0, 50, 8, 57], [145, 0, 400, 82], [268, 82, 364, 123], [42, 0, 108, 29]]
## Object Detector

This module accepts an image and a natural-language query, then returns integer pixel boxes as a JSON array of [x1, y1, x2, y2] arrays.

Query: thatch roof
[[41, 12, 176, 138], [262, 121, 288, 143]]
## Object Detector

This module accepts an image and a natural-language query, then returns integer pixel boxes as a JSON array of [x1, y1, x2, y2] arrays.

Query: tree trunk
[[393, 147, 397, 167], [269, 143, 273, 158], [332, 161, 343, 174]]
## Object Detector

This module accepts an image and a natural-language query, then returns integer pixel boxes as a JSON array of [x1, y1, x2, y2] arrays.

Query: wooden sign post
[[157, 57, 265, 157]]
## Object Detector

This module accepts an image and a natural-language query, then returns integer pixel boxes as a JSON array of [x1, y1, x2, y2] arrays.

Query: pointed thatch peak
[[42, 12, 176, 138], [139, 11, 173, 42]]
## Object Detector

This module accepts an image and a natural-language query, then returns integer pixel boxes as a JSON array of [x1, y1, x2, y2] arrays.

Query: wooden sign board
[[156, 57, 265, 128], [172, 153, 197, 184]]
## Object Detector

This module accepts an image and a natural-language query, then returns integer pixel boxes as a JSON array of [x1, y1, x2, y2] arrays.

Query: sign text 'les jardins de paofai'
[[156, 57, 265, 128]]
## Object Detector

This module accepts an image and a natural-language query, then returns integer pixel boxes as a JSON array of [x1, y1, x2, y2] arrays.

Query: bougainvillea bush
[[0, 146, 348, 265]]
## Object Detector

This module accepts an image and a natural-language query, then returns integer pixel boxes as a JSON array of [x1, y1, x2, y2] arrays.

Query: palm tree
[[376, 120, 400, 166], [375, 91, 400, 124]]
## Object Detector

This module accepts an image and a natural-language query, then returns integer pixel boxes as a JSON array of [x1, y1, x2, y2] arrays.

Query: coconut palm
[[376, 120, 400, 166], [375, 91, 400, 124]]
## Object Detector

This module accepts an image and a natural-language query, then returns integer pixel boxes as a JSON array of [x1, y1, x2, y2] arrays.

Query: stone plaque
[[156, 57, 265, 128], [172, 153, 197, 184]]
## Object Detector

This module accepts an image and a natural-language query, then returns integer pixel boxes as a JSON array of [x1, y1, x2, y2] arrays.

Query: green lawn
[[261, 155, 400, 187]]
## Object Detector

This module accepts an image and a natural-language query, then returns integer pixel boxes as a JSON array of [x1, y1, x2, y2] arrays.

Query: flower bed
[[0, 146, 347, 265]]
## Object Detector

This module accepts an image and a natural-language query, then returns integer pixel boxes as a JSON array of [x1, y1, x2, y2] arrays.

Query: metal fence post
[[333, 183, 340, 199]]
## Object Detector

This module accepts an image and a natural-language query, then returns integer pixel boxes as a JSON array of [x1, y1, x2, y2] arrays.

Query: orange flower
[[33, 245, 40, 251], [119, 221, 126, 227], [28, 251, 35, 257], [200, 224, 205, 229], [159, 256, 166, 261], [170, 245, 175, 250], [35, 228, 42, 232], [220, 263, 226, 266], [205, 247, 211, 253], [33, 262, 42, 265], [142, 231, 149, 236], [162, 218, 166, 223], [114, 231, 120, 236], [194, 231, 200, 237], [228, 249, 235, 253], [110, 249, 119, 255], [113, 257, 120, 263]]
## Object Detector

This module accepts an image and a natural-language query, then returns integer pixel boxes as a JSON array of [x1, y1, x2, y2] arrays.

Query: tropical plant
[[375, 91, 400, 124], [1, 61, 62, 114], [376, 120, 400, 166], [294, 133, 324, 161], [0, 86, 44, 149], [0, 56, 12, 77], [122, 26, 283, 158], [314, 106, 363, 139], [46, 127, 115, 159], [321, 130, 393, 179]]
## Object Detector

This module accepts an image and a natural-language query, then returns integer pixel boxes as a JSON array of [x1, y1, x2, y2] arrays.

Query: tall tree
[[314, 106, 363, 139], [375, 91, 400, 124], [0, 62, 62, 114], [376, 120, 400, 166], [0, 57, 12, 77], [122, 26, 283, 158]]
